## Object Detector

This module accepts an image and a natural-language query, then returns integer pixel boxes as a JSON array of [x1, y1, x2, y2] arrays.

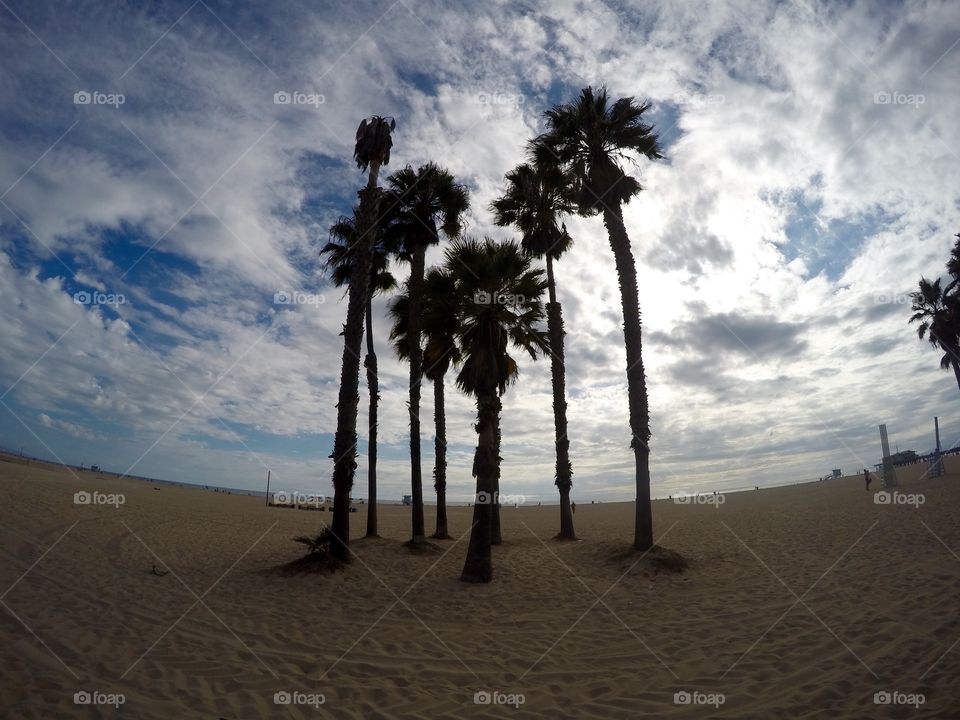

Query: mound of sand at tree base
[[2, 456, 959, 718]]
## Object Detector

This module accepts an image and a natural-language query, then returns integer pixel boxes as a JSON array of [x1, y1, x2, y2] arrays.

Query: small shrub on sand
[[281, 528, 347, 574]]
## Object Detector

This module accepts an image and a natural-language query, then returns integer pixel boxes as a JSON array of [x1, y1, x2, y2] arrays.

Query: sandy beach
[[1, 454, 959, 718]]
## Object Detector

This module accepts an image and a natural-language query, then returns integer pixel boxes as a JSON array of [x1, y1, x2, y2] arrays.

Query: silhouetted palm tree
[[445, 237, 548, 582], [388, 268, 462, 538], [910, 276, 960, 390], [382, 163, 469, 546], [535, 86, 662, 551], [329, 115, 394, 561], [492, 160, 580, 540], [944, 233, 960, 290], [322, 210, 396, 537]]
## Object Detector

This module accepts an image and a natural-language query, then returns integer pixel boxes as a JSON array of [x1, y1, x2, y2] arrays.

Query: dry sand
[[2, 453, 959, 719]]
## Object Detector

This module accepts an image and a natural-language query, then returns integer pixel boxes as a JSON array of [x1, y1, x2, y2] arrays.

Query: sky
[[1, 0, 959, 504]]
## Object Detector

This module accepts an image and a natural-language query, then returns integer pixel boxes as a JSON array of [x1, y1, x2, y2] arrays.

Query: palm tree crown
[[534, 85, 662, 212], [321, 210, 396, 296], [910, 276, 960, 371], [490, 161, 578, 261], [446, 237, 549, 396]]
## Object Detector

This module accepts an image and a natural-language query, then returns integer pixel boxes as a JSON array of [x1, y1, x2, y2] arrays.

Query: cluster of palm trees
[[320, 87, 663, 582], [910, 233, 960, 388]]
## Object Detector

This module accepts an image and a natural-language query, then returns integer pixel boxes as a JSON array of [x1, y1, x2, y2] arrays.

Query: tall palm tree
[[328, 115, 394, 561], [388, 268, 462, 539], [321, 210, 397, 538], [491, 160, 580, 540], [382, 163, 469, 546], [445, 237, 549, 583], [535, 86, 662, 551], [909, 276, 960, 390]]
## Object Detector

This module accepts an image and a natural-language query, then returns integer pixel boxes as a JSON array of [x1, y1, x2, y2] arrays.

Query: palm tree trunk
[[364, 297, 378, 538], [407, 246, 426, 544], [546, 255, 576, 540], [491, 408, 502, 545], [432, 375, 449, 539], [461, 391, 500, 582], [330, 161, 381, 561], [602, 205, 653, 551]]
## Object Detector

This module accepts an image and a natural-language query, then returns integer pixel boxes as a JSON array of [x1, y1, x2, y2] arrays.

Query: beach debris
[[150, 563, 169, 577]]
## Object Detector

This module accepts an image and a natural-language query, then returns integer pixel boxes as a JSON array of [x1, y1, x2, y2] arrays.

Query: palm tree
[[328, 115, 394, 561], [388, 268, 462, 538], [535, 86, 662, 551], [321, 210, 397, 538], [944, 233, 960, 289], [382, 163, 469, 546], [909, 276, 960, 390], [445, 237, 548, 583], [491, 160, 580, 540]]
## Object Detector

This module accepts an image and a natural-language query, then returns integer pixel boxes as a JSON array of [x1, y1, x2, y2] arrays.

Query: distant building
[[401, 495, 412, 506], [888, 450, 919, 466]]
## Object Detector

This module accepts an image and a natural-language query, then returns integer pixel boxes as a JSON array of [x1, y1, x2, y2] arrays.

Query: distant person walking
[[571, 501, 576, 515], [864, 469, 872, 491]]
